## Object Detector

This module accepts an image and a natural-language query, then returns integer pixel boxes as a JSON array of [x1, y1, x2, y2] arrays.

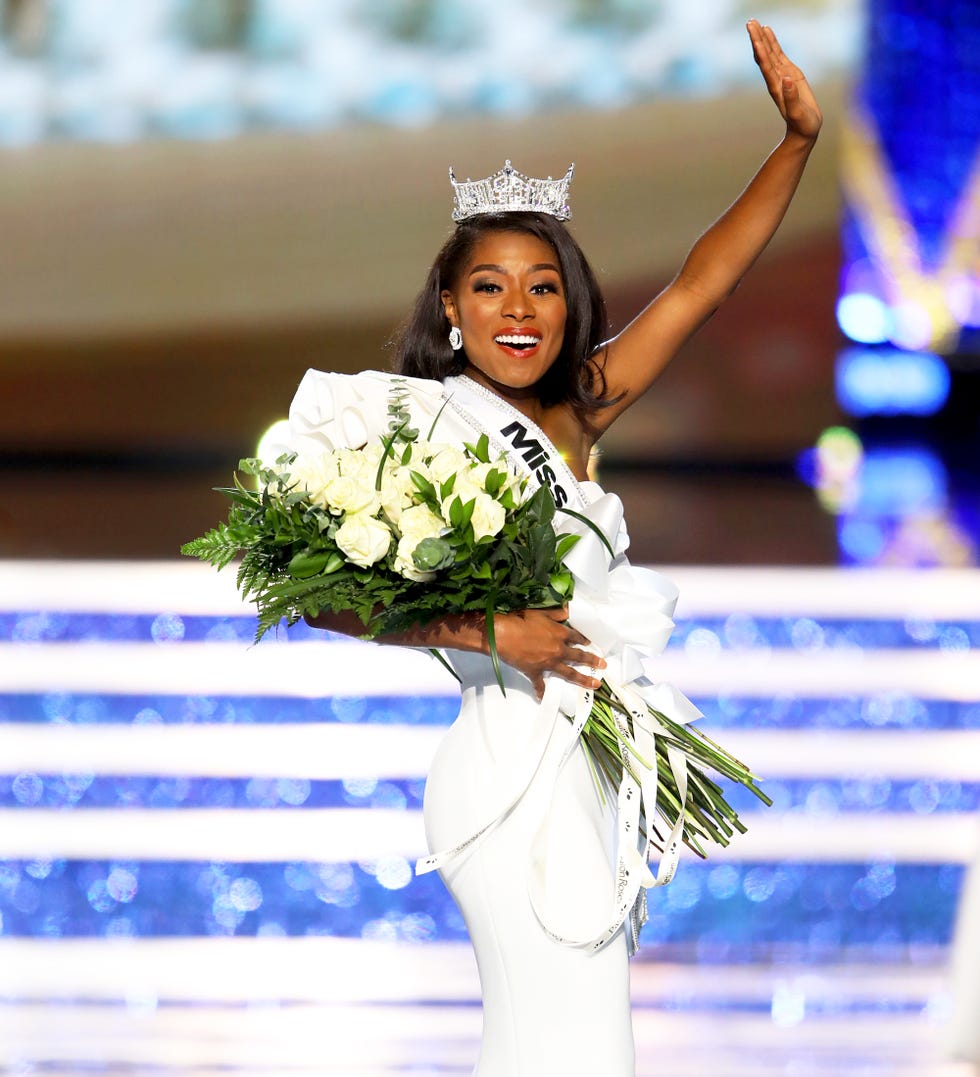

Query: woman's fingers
[[747, 19, 822, 139], [543, 606, 570, 622], [749, 23, 786, 104], [562, 625, 591, 648], [565, 643, 605, 670], [554, 663, 603, 690], [528, 606, 592, 650], [748, 19, 775, 72], [495, 608, 607, 694]]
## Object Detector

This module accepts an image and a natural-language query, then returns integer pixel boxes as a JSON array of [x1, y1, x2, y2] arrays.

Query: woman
[[293, 21, 821, 1075]]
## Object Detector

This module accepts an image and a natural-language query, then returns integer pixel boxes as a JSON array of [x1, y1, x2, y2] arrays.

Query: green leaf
[[530, 522, 557, 579], [288, 549, 335, 578], [555, 533, 581, 562], [549, 570, 573, 597], [410, 471, 436, 502], [457, 496, 475, 533], [560, 506, 615, 560], [213, 486, 261, 510], [180, 525, 241, 570], [427, 647, 461, 681], [376, 421, 411, 490], [464, 434, 491, 464], [484, 468, 505, 497], [528, 485, 556, 526], [448, 495, 463, 530], [485, 597, 506, 697], [425, 395, 453, 440]]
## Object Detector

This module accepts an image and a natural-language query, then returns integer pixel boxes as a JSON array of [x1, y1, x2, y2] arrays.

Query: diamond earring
[[449, 326, 463, 351]]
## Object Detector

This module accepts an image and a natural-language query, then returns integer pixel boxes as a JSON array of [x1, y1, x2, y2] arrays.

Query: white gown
[[423, 649, 635, 1075], [288, 368, 695, 1076]]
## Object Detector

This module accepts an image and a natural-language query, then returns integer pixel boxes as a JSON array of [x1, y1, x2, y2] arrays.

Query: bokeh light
[[835, 346, 950, 417], [256, 419, 293, 468]]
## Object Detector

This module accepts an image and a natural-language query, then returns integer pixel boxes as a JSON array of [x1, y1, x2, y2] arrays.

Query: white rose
[[439, 474, 486, 525], [398, 503, 446, 544], [403, 439, 433, 462], [470, 491, 507, 541], [426, 446, 470, 484], [491, 462, 522, 492], [334, 513, 391, 568], [360, 443, 385, 470], [485, 457, 523, 495], [380, 467, 416, 524], [466, 461, 496, 489], [290, 453, 335, 507], [324, 471, 381, 516], [334, 447, 375, 483], [398, 462, 425, 497], [393, 535, 436, 582]]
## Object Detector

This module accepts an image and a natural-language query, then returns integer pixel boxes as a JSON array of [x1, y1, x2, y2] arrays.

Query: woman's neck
[[458, 366, 547, 426], [453, 369, 592, 482]]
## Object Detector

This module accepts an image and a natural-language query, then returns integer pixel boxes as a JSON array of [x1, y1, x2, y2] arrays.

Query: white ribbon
[[415, 676, 565, 876]]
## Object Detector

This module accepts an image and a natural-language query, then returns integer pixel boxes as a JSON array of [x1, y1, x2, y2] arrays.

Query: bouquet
[[181, 428, 577, 675], [182, 417, 770, 862]]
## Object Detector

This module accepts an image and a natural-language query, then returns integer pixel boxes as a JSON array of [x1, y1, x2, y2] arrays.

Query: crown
[[449, 160, 574, 222]]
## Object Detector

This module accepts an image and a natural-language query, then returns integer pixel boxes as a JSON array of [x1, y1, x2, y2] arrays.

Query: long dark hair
[[393, 212, 612, 411]]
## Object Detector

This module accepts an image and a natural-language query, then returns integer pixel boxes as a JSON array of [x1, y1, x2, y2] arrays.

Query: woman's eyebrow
[[467, 262, 560, 275]]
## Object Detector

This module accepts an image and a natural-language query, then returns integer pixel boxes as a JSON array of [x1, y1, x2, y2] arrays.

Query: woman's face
[[441, 230, 567, 396]]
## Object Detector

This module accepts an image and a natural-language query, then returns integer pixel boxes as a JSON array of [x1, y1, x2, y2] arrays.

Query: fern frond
[[181, 525, 241, 570]]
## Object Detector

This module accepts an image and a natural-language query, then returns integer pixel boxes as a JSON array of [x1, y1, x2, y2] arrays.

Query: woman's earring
[[449, 326, 463, 351]]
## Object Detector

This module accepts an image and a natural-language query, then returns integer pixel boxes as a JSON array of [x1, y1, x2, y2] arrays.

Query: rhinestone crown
[[449, 159, 574, 223]]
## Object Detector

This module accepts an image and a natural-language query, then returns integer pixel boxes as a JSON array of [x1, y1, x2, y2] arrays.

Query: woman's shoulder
[[288, 368, 446, 452], [292, 367, 444, 407], [293, 365, 441, 387]]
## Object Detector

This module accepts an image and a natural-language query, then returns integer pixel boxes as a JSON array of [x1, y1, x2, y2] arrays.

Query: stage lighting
[[835, 346, 950, 417]]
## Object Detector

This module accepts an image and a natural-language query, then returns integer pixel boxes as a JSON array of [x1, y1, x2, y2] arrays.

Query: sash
[[413, 374, 702, 956]]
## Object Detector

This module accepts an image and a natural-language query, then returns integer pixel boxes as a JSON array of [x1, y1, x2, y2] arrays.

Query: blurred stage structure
[[1, 559, 979, 1074], [0, 0, 855, 565], [827, 0, 980, 570]]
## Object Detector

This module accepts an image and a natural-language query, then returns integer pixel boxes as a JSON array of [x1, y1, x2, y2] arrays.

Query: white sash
[[413, 374, 702, 955]]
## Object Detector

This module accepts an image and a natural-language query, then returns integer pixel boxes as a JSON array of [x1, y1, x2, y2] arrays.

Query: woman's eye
[[531, 282, 559, 295], [473, 280, 500, 294]]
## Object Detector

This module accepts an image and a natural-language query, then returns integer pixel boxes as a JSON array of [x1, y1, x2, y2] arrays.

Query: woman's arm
[[306, 607, 606, 700], [590, 20, 823, 432]]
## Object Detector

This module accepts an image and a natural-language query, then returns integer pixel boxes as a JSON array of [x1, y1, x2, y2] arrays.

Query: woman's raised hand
[[494, 607, 606, 701], [747, 19, 823, 143]]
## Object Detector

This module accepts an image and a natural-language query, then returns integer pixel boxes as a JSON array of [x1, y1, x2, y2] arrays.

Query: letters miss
[[499, 420, 569, 508]]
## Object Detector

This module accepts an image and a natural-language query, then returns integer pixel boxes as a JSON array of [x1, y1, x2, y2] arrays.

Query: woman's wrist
[[781, 126, 820, 153]]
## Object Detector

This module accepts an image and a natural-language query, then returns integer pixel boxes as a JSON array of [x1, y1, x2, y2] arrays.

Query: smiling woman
[[395, 209, 612, 422], [441, 233, 567, 395], [283, 20, 822, 1077]]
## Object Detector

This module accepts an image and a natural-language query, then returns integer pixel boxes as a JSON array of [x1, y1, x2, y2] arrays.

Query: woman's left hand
[[747, 19, 823, 142]]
